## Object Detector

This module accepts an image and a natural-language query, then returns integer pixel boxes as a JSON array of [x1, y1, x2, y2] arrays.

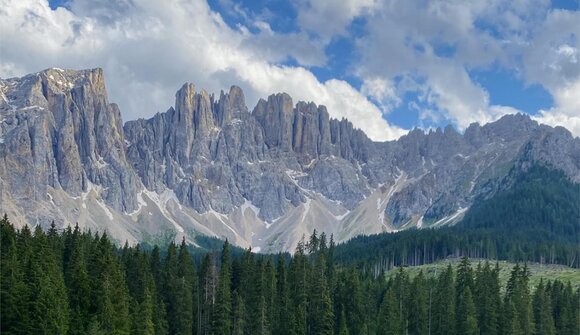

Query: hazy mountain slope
[[1, 68, 579, 252]]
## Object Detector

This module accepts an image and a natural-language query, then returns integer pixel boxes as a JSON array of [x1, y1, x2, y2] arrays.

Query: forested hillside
[[462, 165, 580, 240], [335, 165, 580, 271], [2, 216, 579, 335]]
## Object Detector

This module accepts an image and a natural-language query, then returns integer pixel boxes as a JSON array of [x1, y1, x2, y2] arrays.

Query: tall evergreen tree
[[90, 233, 131, 335], [456, 257, 477, 335], [456, 287, 477, 335], [0, 216, 30, 334], [377, 285, 402, 335], [532, 280, 555, 335], [505, 264, 534, 335], [432, 264, 455, 335], [213, 239, 233, 335], [308, 253, 334, 335], [474, 262, 501, 335], [338, 307, 349, 335], [232, 290, 246, 335], [408, 271, 428, 335]]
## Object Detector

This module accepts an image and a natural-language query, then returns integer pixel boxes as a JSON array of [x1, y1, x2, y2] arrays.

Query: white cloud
[[350, 0, 579, 135], [533, 80, 580, 136], [353, 1, 513, 130], [518, 9, 580, 136], [2, 0, 577, 139], [361, 77, 400, 111], [0, 0, 404, 141], [294, 0, 379, 40]]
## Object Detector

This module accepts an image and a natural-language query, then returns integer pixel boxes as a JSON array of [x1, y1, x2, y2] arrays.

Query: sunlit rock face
[[1, 68, 579, 252]]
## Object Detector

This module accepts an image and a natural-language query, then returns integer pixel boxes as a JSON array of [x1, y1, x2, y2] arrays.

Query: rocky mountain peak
[[1, 67, 138, 214], [2, 68, 579, 252]]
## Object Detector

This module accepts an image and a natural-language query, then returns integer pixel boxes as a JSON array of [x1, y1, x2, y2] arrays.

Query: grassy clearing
[[386, 258, 580, 290]]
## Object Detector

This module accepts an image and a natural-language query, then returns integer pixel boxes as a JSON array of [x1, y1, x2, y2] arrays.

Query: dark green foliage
[[377, 285, 402, 335], [1, 217, 578, 335], [474, 262, 501, 335], [335, 165, 580, 270], [408, 271, 428, 335], [432, 264, 455, 335], [456, 287, 477, 335], [213, 240, 232, 335], [504, 264, 534, 335], [533, 280, 555, 335], [462, 165, 580, 242]]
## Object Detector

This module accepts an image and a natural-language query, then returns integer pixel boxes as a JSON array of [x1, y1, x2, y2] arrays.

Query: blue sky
[[3, 0, 579, 140], [207, 0, 577, 131]]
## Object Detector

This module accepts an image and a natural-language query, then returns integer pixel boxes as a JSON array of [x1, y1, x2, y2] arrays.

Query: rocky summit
[[1, 68, 579, 252]]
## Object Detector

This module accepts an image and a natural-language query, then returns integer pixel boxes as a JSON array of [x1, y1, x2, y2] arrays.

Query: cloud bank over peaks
[[1, 0, 578, 139], [0, 0, 405, 141]]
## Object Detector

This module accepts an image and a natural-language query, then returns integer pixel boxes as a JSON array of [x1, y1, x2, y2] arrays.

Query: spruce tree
[[505, 264, 534, 335], [65, 226, 91, 334], [532, 280, 555, 335], [433, 264, 455, 335], [90, 233, 131, 335], [274, 255, 293, 335], [232, 290, 246, 335], [308, 254, 333, 335], [0, 218, 29, 334], [213, 240, 233, 335], [338, 307, 349, 335], [408, 271, 428, 335], [377, 285, 402, 335], [456, 286, 477, 335], [474, 262, 500, 335]]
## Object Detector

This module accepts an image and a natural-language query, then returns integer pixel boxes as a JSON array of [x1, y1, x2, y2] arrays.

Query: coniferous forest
[[2, 216, 579, 335]]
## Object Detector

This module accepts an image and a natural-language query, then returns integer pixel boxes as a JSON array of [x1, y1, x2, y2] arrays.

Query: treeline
[[335, 165, 580, 271], [2, 217, 579, 335], [334, 227, 580, 273]]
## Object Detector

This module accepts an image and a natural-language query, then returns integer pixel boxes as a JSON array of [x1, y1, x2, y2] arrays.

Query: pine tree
[[176, 239, 195, 335], [533, 280, 555, 335], [505, 264, 534, 335], [392, 267, 409, 334], [474, 262, 500, 335], [308, 254, 333, 335], [377, 285, 402, 335], [131, 287, 155, 335], [408, 271, 428, 335], [28, 225, 70, 334], [456, 258, 477, 335], [338, 307, 349, 335], [65, 225, 92, 334], [232, 290, 246, 335], [433, 264, 455, 335], [0, 217, 29, 334], [456, 286, 477, 335], [200, 253, 218, 335], [90, 233, 131, 335], [274, 255, 294, 335], [289, 239, 309, 335], [502, 299, 522, 335], [213, 240, 233, 335]]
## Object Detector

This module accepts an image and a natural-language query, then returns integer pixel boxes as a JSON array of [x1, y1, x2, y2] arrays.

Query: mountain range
[[1, 68, 578, 252]]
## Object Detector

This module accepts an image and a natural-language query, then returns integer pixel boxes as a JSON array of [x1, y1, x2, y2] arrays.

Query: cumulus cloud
[[294, 0, 379, 40], [361, 77, 400, 111], [2, 0, 577, 140], [345, 0, 579, 135], [533, 80, 580, 136], [519, 9, 580, 136], [0, 0, 405, 141]]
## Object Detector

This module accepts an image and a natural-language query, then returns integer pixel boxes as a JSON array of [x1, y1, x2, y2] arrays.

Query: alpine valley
[[1, 68, 579, 253]]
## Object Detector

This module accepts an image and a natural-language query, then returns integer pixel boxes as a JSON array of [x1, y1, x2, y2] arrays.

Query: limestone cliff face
[[1, 68, 579, 251], [0, 68, 138, 215]]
